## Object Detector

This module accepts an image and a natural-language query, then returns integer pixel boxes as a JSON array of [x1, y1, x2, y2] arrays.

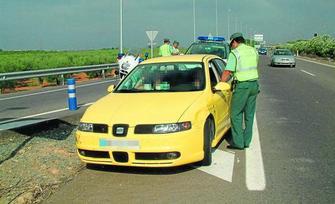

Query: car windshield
[[115, 62, 205, 93], [274, 50, 292, 55], [186, 42, 228, 59]]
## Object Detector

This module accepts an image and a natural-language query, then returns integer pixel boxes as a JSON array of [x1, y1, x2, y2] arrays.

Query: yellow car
[[76, 54, 232, 167]]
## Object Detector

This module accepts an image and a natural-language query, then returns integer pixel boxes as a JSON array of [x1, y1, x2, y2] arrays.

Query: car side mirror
[[107, 85, 115, 93], [213, 82, 230, 92]]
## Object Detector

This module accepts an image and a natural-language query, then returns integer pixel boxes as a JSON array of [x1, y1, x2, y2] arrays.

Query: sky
[[0, 0, 334, 50]]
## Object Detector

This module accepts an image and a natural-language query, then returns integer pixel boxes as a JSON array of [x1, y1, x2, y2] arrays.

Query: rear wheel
[[201, 117, 215, 166]]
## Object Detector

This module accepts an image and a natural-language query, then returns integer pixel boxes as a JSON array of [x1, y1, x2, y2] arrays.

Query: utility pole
[[245, 24, 248, 40], [240, 21, 243, 33], [120, 0, 123, 53], [215, 0, 218, 36], [193, 0, 196, 42], [235, 17, 238, 33], [227, 9, 231, 38]]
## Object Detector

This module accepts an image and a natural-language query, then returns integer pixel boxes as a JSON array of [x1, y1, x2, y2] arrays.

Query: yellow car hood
[[82, 92, 203, 126]]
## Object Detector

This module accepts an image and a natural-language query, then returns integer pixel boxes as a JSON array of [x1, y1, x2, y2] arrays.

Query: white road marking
[[300, 69, 316, 76], [196, 150, 235, 182], [0, 79, 117, 101], [0, 102, 94, 130], [297, 57, 335, 68], [246, 115, 266, 191]]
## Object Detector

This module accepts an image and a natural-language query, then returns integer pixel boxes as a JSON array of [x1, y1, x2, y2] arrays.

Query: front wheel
[[201, 117, 215, 166]]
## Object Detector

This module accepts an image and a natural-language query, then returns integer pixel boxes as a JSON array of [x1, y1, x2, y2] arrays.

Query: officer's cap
[[230, 32, 244, 41]]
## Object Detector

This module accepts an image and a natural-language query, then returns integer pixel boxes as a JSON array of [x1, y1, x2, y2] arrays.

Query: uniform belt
[[237, 80, 258, 83]]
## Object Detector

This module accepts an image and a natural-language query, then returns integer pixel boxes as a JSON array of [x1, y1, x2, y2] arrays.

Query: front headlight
[[153, 122, 192, 134], [78, 122, 109, 133], [78, 122, 93, 132], [134, 122, 192, 134]]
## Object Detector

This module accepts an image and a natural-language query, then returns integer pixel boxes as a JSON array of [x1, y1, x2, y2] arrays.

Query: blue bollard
[[67, 78, 77, 110]]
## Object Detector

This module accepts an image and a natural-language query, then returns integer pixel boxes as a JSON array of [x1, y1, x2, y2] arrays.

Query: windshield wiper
[[116, 89, 153, 93]]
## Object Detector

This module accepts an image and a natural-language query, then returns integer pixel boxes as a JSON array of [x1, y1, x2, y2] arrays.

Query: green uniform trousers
[[230, 81, 259, 148]]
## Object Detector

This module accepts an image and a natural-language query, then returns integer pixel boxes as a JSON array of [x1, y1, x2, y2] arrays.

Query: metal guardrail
[[0, 63, 119, 82]]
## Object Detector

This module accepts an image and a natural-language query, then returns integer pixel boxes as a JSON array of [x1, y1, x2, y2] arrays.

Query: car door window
[[213, 59, 226, 75], [209, 62, 220, 87]]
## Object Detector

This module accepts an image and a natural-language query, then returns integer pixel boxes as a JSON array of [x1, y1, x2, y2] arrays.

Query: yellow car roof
[[141, 54, 215, 64]]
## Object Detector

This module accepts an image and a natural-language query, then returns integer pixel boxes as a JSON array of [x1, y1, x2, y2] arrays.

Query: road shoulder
[[296, 56, 335, 68]]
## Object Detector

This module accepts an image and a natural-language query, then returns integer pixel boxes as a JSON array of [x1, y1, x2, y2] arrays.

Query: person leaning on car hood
[[221, 32, 260, 150]]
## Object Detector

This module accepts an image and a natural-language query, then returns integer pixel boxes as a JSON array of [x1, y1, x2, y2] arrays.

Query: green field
[[0, 47, 184, 74], [0, 48, 169, 74], [0, 48, 163, 92], [0, 49, 120, 73]]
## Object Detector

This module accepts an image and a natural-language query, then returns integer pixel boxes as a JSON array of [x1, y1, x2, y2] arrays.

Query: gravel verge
[[0, 114, 84, 204]]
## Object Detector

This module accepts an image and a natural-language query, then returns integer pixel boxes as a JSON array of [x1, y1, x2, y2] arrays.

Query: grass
[[0, 49, 120, 73], [0, 47, 188, 74]]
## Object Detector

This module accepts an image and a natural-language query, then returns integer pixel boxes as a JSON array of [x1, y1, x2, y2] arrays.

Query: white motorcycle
[[117, 50, 147, 79]]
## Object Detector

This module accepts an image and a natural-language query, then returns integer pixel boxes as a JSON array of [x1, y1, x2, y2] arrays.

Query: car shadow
[[86, 163, 195, 175], [0, 119, 77, 165]]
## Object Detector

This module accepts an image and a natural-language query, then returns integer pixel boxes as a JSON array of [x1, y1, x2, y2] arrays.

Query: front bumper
[[273, 61, 295, 66], [75, 126, 204, 167]]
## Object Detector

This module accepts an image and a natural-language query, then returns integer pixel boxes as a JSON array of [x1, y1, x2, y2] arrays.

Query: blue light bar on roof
[[198, 36, 225, 42]]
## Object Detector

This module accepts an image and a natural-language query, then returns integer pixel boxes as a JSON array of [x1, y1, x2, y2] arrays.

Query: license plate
[[99, 139, 140, 150]]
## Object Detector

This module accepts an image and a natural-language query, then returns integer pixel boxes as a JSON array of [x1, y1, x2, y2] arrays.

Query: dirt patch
[[0, 116, 84, 204]]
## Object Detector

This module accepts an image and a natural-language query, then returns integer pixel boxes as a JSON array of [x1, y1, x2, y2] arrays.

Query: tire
[[201, 117, 215, 166]]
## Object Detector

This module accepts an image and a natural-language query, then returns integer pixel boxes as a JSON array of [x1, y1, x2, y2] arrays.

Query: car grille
[[135, 152, 181, 160], [134, 125, 154, 134], [93, 124, 108, 133]]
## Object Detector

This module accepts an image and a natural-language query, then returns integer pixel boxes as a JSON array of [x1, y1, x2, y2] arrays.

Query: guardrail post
[[67, 78, 77, 111], [102, 69, 106, 79], [61, 74, 65, 86]]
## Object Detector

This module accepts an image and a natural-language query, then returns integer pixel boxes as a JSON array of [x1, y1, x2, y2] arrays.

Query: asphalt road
[[0, 78, 118, 130], [38, 56, 335, 203], [1, 56, 334, 203]]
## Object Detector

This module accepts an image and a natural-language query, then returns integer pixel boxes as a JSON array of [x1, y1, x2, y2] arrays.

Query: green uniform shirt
[[159, 44, 173, 57]]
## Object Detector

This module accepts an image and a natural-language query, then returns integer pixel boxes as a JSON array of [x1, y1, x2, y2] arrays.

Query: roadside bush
[[282, 35, 335, 59]]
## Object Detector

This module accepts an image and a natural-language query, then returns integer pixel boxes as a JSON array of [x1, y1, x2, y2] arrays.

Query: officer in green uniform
[[159, 39, 173, 57], [221, 32, 260, 150]]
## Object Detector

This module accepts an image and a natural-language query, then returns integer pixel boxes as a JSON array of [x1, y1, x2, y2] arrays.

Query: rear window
[[186, 42, 228, 59], [274, 50, 293, 55]]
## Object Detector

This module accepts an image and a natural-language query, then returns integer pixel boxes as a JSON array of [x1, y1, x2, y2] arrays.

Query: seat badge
[[116, 127, 125, 135]]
